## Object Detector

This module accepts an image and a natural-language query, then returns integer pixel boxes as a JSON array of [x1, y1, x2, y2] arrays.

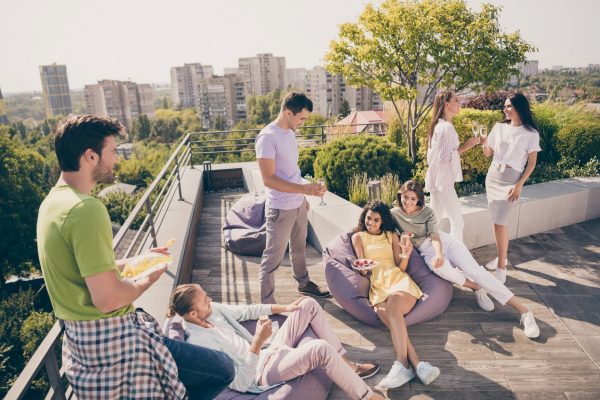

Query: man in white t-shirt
[[255, 92, 331, 304]]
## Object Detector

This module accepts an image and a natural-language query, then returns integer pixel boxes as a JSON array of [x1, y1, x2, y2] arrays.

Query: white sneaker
[[376, 361, 415, 389], [495, 268, 507, 284], [474, 289, 494, 312], [485, 257, 508, 270], [416, 361, 440, 385], [520, 311, 540, 339]]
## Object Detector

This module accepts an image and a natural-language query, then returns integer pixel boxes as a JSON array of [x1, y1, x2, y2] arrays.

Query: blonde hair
[[167, 284, 199, 318], [427, 90, 455, 148]]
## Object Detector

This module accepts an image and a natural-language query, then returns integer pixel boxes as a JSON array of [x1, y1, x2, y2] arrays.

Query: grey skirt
[[485, 165, 522, 226]]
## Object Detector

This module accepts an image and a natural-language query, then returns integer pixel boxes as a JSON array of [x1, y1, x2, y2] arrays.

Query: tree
[[132, 114, 152, 140], [246, 89, 282, 126], [0, 128, 48, 282], [339, 99, 351, 118], [325, 0, 535, 162], [212, 115, 226, 131]]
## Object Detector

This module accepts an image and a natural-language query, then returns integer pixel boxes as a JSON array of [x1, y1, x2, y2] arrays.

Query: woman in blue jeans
[[163, 336, 235, 399]]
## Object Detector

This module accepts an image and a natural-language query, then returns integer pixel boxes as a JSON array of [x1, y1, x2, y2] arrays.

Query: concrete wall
[[244, 163, 600, 250]]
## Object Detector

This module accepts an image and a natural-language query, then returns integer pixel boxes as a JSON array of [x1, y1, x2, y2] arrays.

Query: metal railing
[[5, 134, 194, 400], [189, 122, 387, 163]]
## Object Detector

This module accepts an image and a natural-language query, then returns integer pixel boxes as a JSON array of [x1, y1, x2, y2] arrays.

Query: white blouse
[[425, 119, 463, 193], [486, 123, 541, 173]]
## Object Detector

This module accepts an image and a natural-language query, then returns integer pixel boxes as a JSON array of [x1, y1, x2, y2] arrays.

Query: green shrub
[[314, 135, 412, 198], [532, 103, 561, 163], [556, 122, 600, 165], [298, 147, 320, 177], [20, 311, 57, 394], [380, 173, 402, 206]]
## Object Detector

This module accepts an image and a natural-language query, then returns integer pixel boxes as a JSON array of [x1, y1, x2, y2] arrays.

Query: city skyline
[[2, 0, 600, 93]]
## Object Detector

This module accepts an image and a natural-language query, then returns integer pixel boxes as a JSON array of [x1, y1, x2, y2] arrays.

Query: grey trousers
[[260, 201, 310, 304]]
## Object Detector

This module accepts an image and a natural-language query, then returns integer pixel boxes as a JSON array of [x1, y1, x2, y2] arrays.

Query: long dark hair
[[503, 92, 539, 132], [426, 90, 455, 148], [355, 201, 396, 236]]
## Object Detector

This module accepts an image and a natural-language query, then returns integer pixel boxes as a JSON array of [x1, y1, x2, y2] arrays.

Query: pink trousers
[[259, 298, 373, 400]]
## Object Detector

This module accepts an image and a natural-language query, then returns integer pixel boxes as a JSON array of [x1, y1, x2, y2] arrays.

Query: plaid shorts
[[62, 309, 187, 399]]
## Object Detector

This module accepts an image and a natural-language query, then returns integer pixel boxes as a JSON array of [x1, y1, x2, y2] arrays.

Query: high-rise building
[[170, 63, 214, 109], [0, 86, 8, 125], [39, 64, 72, 117], [84, 80, 155, 129], [197, 74, 247, 129], [305, 66, 383, 118], [285, 68, 307, 92], [238, 53, 286, 96]]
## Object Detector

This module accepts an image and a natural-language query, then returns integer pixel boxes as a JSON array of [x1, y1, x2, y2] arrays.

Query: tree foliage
[[246, 89, 282, 126], [325, 0, 535, 161], [0, 128, 48, 281]]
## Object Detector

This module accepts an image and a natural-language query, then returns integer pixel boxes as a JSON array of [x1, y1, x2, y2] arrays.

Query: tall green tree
[[0, 128, 48, 282], [325, 0, 535, 161], [132, 114, 152, 140], [339, 99, 351, 118], [246, 89, 282, 126]]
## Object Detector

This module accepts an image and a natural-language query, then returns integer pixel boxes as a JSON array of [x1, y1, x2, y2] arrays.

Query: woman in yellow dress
[[351, 201, 440, 390]]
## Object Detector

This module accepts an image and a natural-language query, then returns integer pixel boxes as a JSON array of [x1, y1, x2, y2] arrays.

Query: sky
[[1, 0, 599, 93]]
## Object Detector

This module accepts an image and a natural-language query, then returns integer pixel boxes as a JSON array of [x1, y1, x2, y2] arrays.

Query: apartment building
[[285, 68, 307, 92], [84, 80, 155, 129], [238, 53, 286, 96], [197, 74, 247, 129], [170, 63, 214, 109], [39, 64, 72, 117]]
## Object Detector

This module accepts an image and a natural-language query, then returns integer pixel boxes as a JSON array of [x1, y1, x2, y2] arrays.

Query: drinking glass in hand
[[400, 232, 414, 259], [471, 122, 480, 137], [316, 178, 327, 206]]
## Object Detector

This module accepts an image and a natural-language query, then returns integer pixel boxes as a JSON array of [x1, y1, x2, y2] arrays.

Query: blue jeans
[[163, 337, 234, 400]]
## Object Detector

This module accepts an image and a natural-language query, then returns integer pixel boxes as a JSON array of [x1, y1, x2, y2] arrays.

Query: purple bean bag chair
[[223, 193, 267, 256], [323, 231, 453, 328], [163, 314, 333, 400]]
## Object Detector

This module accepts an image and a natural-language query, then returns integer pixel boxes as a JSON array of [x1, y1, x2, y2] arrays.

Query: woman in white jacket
[[425, 90, 480, 242]]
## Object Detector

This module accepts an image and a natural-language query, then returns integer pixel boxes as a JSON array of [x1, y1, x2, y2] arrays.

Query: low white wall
[[245, 164, 600, 250]]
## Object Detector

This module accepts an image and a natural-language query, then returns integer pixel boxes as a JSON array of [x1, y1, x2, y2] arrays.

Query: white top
[[255, 122, 305, 210], [183, 302, 276, 394], [425, 119, 463, 193], [486, 123, 541, 173]]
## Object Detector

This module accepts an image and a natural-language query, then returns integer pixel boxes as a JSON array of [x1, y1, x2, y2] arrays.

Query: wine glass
[[471, 121, 480, 137], [400, 232, 414, 259], [316, 178, 327, 206], [479, 124, 488, 145]]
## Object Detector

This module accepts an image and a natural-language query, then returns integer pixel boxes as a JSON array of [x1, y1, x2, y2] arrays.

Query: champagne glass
[[316, 178, 327, 206], [471, 121, 480, 137], [400, 232, 414, 259], [479, 124, 488, 146]]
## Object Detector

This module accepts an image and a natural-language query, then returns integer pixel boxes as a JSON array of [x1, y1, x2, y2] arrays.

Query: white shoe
[[474, 289, 494, 311], [376, 361, 415, 389], [520, 311, 540, 339], [495, 268, 507, 284], [485, 257, 508, 270], [416, 361, 440, 385]]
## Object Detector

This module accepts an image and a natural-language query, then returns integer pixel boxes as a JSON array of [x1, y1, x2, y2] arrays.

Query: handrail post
[[44, 349, 67, 400], [145, 198, 158, 248], [174, 155, 184, 201], [320, 126, 325, 145]]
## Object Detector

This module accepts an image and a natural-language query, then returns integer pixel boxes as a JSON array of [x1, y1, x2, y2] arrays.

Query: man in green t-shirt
[[37, 115, 233, 399]]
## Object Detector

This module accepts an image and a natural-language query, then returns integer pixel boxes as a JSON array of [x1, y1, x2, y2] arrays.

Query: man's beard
[[92, 159, 115, 184]]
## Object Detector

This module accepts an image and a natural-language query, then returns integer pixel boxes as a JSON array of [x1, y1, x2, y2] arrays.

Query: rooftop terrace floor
[[192, 191, 600, 400]]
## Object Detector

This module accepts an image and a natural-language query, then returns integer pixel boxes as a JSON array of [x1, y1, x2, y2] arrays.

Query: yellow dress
[[359, 231, 423, 306]]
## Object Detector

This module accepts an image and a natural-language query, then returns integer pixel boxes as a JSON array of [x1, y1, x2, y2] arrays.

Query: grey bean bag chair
[[223, 193, 267, 256], [163, 314, 333, 400], [323, 231, 453, 328]]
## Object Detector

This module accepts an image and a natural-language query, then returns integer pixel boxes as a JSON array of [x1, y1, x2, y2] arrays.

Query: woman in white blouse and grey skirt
[[425, 90, 480, 243], [481, 92, 541, 283]]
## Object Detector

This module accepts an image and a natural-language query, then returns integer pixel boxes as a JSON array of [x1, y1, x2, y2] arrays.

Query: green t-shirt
[[36, 185, 133, 321]]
